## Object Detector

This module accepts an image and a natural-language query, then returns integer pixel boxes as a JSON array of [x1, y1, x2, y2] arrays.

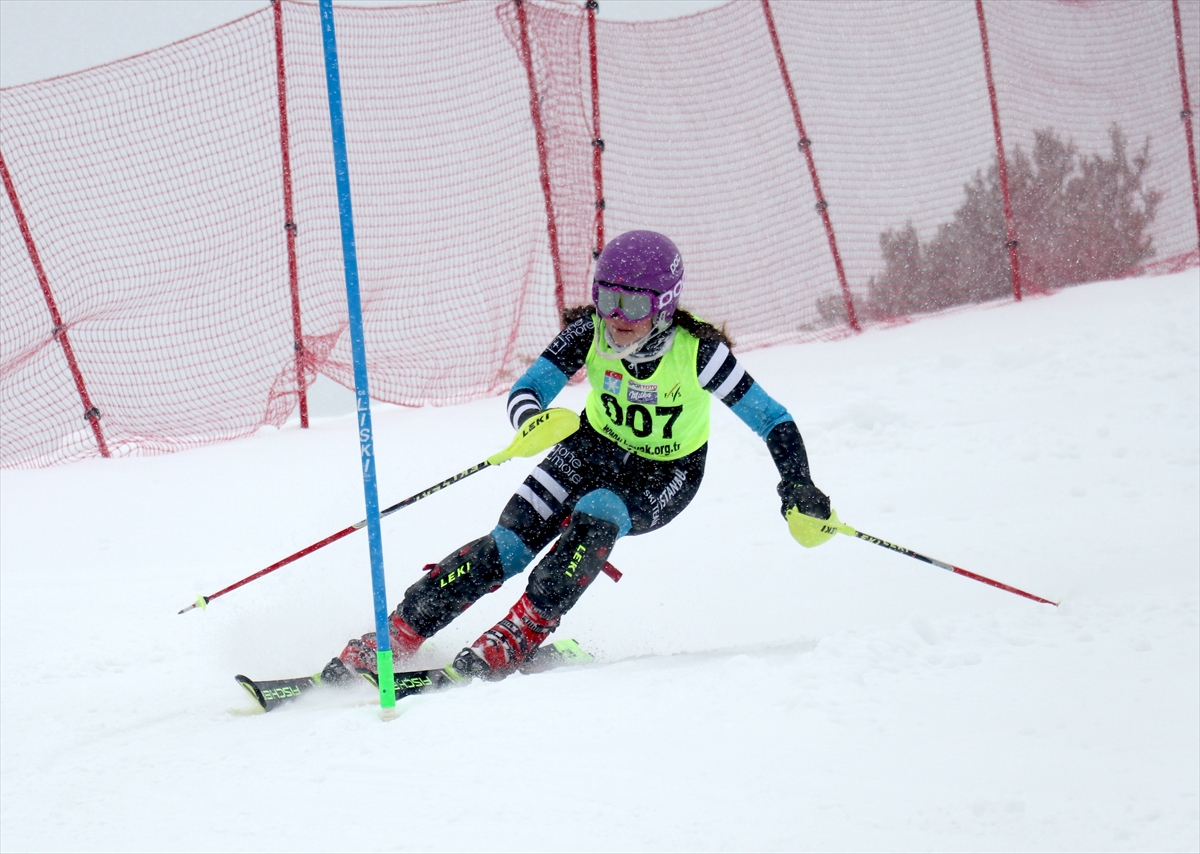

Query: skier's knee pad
[[574, 489, 632, 537], [491, 524, 535, 580], [526, 510, 620, 620], [398, 535, 506, 636]]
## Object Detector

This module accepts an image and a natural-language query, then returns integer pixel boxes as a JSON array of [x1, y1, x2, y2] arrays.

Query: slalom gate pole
[[177, 409, 579, 615], [318, 0, 395, 712], [835, 520, 1058, 606]]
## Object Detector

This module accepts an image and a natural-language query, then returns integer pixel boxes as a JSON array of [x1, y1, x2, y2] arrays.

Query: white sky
[[0, 0, 731, 87]]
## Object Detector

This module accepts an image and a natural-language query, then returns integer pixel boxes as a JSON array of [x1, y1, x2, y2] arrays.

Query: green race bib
[[584, 320, 710, 460]]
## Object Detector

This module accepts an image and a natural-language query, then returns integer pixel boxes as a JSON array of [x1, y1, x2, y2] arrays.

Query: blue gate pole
[[318, 0, 395, 711]]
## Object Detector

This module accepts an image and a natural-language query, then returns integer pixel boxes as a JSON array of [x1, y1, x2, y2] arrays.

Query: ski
[[234, 674, 320, 712], [515, 635, 593, 673], [235, 638, 592, 713], [360, 638, 594, 696], [358, 664, 459, 698]]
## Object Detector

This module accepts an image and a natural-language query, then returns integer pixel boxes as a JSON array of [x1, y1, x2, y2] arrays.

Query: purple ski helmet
[[591, 230, 684, 329]]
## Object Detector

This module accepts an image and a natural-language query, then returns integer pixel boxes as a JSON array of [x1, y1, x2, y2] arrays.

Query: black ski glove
[[766, 421, 829, 519], [777, 479, 831, 520]]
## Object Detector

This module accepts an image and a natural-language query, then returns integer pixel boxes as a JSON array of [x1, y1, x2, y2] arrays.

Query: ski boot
[[321, 611, 426, 686], [453, 593, 559, 680], [324, 534, 510, 684], [453, 510, 619, 680]]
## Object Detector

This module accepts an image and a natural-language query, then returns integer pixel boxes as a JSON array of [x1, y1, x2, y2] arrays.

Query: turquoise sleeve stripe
[[512, 356, 569, 408], [730, 382, 794, 439]]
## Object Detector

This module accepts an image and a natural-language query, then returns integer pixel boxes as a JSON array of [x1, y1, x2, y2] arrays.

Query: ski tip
[[234, 675, 267, 711], [551, 638, 594, 664], [517, 638, 593, 675], [442, 664, 471, 684], [234, 674, 317, 712]]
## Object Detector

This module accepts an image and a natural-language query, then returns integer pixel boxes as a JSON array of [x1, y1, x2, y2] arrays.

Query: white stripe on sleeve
[[508, 392, 540, 429], [508, 390, 538, 410], [697, 342, 730, 388], [510, 403, 540, 430], [712, 362, 746, 400]]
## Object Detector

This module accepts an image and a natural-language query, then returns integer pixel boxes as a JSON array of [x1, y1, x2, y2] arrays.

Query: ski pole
[[178, 408, 579, 614], [834, 519, 1058, 606]]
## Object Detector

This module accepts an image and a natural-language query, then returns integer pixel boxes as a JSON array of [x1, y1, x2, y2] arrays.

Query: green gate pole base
[[376, 649, 397, 712]]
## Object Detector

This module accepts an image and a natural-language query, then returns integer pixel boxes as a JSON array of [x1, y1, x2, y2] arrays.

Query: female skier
[[321, 230, 834, 684]]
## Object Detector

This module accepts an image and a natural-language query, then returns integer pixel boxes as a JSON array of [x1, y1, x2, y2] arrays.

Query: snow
[[2, 272, 1197, 852]]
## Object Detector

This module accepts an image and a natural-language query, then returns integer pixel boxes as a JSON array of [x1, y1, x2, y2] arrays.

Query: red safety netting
[[2, 0, 1197, 467]]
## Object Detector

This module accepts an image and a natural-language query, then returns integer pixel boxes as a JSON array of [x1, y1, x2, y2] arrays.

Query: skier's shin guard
[[397, 535, 507, 637], [338, 535, 508, 675], [462, 511, 619, 677], [525, 511, 620, 620]]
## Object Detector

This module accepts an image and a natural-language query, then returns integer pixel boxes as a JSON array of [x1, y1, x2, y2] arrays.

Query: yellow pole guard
[[487, 408, 580, 466], [785, 506, 845, 548]]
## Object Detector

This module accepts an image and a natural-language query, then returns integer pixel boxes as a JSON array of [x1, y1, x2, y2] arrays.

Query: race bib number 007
[[599, 393, 682, 439]]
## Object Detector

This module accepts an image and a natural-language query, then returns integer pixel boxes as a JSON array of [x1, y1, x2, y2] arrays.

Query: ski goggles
[[592, 279, 682, 323]]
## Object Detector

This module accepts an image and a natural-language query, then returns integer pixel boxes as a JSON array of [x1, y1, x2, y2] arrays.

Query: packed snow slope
[[1, 272, 1197, 853]]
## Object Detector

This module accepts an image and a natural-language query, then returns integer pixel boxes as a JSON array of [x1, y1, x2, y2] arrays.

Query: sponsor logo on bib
[[627, 380, 658, 404]]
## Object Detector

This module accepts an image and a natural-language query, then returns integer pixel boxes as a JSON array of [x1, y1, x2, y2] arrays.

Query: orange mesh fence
[[2, 0, 1197, 467]]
